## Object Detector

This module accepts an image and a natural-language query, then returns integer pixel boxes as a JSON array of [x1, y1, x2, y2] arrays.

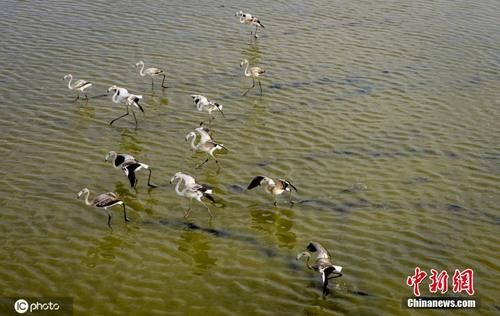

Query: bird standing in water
[[191, 95, 225, 127], [236, 10, 264, 38], [76, 188, 129, 227], [185, 126, 227, 169], [170, 172, 215, 218], [104, 151, 157, 188], [107, 85, 144, 127], [136, 60, 168, 89], [240, 59, 265, 96], [64, 74, 92, 101], [297, 242, 343, 295], [247, 176, 297, 206]]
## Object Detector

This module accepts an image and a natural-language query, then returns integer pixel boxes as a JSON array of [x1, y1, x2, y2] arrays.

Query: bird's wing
[[195, 127, 213, 142], [94, 192, 121, 207], [123, 163, 141, 187], [247, 176, 267, 190], [114, 154, 135, 167], [203, 192, 215, 203], [278, 179, 298, 192], [147, 68, 164, 75], [306, 242, 331, 260], [191, 95, 208, 107], [74, 79, 90, 89], [127, 95, 145, 112]]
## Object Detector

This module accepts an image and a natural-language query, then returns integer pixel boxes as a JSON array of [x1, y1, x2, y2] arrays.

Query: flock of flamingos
[[63, 10, 343, 295]]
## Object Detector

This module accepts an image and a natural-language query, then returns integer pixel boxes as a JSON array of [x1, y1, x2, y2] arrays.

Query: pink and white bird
[[170, 172, 215, 218], [240, 59, 265, 96], [191, 95, 224, 127], [236, 10, 265, 38], [135, 60, 168, 89], [107, 85, 144, 127], [64, 74, 92, 101]]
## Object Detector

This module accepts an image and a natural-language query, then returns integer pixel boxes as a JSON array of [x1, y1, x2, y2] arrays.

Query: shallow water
[[0, 0, 499, 315]]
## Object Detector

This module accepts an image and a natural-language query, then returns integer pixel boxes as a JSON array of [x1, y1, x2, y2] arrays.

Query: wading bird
[[136, 60, 168, 89], [170, 172, 215, 218], [185, 129, 227, 169], [297, 242, 343, 295], [240, 59, 265, 96], [76, 188, 129, 227], [191, 95, 224, 127], [195, 122, 213, 143], [107, 85, 144, 127], [236, 10, 264, 38], [105, 151, 157, 188], [64, 74, 92, 101], [247, 176, 297, 206]]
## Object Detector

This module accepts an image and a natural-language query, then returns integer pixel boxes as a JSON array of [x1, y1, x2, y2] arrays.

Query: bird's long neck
[[300, 252, 313, 270], [110, 153, 119, 167], [112, 90, 121, 103], [174, 179, 185, 196], [188, 134, 198, 150], [67, 76, 74, 89], [243, 62, 250, 77], [83, 190, 91, 206], [139, 63, 146, 76]]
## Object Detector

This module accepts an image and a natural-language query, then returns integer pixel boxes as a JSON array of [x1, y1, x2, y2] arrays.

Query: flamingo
[[76, 188, 129, 227], [297, 242, 343, 295], [191, 95, 225, 127], [107, 85, 144, 127], [236, 10, 264, 38], [104, 151, 157, 188], [170, 172, 215, 218], [63, 74, 92, 101], [135, 60, 168, 89], [185, 129, 227, 169], [240, 59, 265, 96], [247, 176, 297, 206]]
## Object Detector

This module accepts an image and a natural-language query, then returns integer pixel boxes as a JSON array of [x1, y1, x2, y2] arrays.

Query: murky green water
[[0, 0, 498, 315]]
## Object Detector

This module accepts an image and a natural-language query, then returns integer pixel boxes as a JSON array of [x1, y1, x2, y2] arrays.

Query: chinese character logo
[[452, 268, 475, 296], [407, 267, 475, 296], [407, 267, 427, 296]]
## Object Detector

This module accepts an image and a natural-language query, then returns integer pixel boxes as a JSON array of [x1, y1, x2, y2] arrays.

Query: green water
[[0, 0, 498, 315]]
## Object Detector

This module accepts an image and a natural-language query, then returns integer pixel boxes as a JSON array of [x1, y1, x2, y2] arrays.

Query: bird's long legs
[[106, 209, 112, 227], [243, 78, 256, 96], [289, 192, 295, 205], [258, 80, 263, 96], [184, 200, 192, 218], [196, 158, 209, 169], [132, 109, 138, 128], [199, 200, 213, 217], [110, 105, 130, 126], [147, 169, 158, 188], [123, 204, 130, 222], [160, 74, 168, 88]]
